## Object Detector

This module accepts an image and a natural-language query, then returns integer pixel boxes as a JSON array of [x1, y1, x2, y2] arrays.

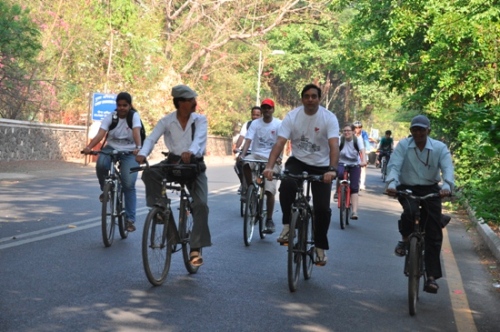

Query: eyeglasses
[[343, 129, 352, 132]]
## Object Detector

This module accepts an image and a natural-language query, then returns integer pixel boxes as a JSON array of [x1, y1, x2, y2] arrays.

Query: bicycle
[[337, 164, 358, 230], [130, 162, 200, 286], [82, 150, 129, 247], [241, 159, 272, 246], [392, 190, 444, 316], [234, 149, 248, 217], [279, 171, 323, 292], [379, 151, 391, 182]]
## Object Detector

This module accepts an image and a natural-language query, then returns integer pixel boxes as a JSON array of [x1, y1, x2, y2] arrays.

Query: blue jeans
[[96, 145, 139, 223]]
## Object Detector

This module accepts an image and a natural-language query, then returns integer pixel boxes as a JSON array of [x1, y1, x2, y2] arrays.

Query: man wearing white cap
[[386, 114, 454, 294], [136, 84, 211, 267]]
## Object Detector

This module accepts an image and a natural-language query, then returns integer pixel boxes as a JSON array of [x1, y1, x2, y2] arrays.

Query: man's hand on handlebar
[[135, 155, 147, 164], [263, 168, 274, 181], [322, 171, 336, 184]]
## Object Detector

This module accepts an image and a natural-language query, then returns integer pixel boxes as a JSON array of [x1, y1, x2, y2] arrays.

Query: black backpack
[[339, 135, 360, 153], [105, 109, 146, 145]]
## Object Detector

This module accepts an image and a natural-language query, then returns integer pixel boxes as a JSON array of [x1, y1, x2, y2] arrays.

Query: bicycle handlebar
[[130, 162, 199, 173], [388, 190, 450, 200], [279, 171, 323, 182], [81, 150, 132, 156]]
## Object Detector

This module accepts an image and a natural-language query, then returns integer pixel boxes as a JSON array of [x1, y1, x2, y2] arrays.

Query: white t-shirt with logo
[[244, 117, 282, 159], [100, 111, 141, 151], [278, 105, 339, 167]]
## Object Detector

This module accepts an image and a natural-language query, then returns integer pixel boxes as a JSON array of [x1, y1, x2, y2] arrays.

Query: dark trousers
[[279, 157, 332, 250], [397, 184, 443, 279]]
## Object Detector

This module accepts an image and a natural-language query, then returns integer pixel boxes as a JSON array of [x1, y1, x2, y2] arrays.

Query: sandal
[[126, 221, 136, 232], [424, 278, 439, 294], [394, 241, 407, 257], [350, 213, 358, 220], [189, 251, 203, 267], [315, 248, 328, 266]]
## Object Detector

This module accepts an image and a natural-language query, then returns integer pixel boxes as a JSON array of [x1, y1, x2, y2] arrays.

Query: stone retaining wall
[[0, 119, 232, 162]]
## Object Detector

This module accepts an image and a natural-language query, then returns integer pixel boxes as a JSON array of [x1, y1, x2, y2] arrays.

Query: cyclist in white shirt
[[239, 98, 282, 233]]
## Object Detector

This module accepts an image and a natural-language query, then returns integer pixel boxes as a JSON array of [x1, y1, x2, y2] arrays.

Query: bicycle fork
[[337, 180, 351, 208]]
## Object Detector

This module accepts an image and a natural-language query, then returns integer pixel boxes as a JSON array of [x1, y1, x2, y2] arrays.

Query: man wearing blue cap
[[386, 114, 454, 294], [136, 84, 211, 267]]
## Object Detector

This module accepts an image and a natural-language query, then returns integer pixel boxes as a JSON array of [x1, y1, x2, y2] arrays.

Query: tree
[[0, 1, 41, 119]]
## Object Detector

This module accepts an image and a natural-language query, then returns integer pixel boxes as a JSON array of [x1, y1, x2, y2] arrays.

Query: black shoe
[[394, 241, 407, 257], [264, 219, 275, 234], [424, 278, 439, 294]]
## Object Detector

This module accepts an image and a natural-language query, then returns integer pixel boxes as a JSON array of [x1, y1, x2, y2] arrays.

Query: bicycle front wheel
[[243, 185, 257, 246], [101, 183, 116, 247], [288, 209, 301, 292], [258, 191, 267, 239], [302, 209, 314, 280], [142, 207, 172, 286], [408, 237, 420, 316], [179, 198, 200, 274], [381, 158, 387, 181], [117, 188, 128, 239], [339, 186, 347, 230]]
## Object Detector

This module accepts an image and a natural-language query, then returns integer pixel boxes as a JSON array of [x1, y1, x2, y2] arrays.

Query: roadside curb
[[467, 206, 500, 262]]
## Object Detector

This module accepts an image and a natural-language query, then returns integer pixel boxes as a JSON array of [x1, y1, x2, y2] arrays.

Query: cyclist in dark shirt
[[377, 130, 394, 167]]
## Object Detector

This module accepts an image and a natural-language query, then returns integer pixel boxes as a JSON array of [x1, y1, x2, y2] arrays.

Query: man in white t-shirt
[[263, 84, 339, 266], [239, 98, 282, 233]]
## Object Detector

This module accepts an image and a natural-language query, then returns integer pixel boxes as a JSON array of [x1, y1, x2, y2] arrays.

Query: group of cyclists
[[83, 83, 454, 293]]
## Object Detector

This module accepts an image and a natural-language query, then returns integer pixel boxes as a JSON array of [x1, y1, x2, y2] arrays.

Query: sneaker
[[315, 248, 327, 266], [360, 185, 366, 191], [277, 224, 290, 243], [264, 219, 275, 234]]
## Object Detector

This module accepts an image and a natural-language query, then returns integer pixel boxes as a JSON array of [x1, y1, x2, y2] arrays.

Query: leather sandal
[[189, 251, 203, 267], [394, 241, 407, 257], [424, 278, 439, 294]]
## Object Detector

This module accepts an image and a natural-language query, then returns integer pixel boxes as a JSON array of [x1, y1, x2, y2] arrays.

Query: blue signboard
[[92, 93, 117, 121]]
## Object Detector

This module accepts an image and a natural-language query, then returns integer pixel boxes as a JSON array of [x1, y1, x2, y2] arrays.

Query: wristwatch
[[328, 166, 337, 173]]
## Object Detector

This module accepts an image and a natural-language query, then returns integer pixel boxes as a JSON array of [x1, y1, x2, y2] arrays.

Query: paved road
[[1, 160, 499, 331]]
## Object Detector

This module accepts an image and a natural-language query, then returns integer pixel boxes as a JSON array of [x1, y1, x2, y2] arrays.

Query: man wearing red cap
[[239, 98, 282, 233], [263, 84, 339, 266]]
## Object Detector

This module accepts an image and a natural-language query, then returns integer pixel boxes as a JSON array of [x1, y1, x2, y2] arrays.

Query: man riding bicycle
[[377, 130, 394, 167], [385, 115, 454, 294], [238, 98, 282, 234]]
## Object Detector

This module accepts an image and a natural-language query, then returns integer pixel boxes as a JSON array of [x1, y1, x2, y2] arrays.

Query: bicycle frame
[[337, 166, 352, 209]]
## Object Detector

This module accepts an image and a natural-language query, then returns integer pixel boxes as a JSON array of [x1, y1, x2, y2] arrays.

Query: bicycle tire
[[142, 207, 172, 286], [346, 187, 351, 226], [243, 185, 257, 246], [381, 158, 387, 181], [101, 183, 115, 247], [302, 209, 314, 280], [339, 186, 347, 230], [408, 237, 420, 316], [117, 187, 128, 239], [240, 200, 245, 217], [288, 209, 301, 292], [258, 188, 267, 239], [179, 197, 200, 274]]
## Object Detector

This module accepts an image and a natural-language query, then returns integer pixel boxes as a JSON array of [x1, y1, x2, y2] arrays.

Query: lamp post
[[256, 50, 285, 106]]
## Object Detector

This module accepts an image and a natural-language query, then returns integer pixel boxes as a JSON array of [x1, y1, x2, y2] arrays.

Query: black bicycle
[[82, 150, 129, 247], [393, 190, 443, 316], [280, 171, 323, 292], [131, 162, 200, 286]]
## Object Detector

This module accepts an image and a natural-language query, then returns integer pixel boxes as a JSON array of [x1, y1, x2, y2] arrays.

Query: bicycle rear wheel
[[302, 209, 314, 280], [408, 237, 420, 316], [101, 183, 115, 247], [179, 198, 200, 274], [243, 185, 257, 246], [117, 188, 128, 239], [339, 186, 347, 230], [288, 209, 301, 292], [142, 207, 172, 286]]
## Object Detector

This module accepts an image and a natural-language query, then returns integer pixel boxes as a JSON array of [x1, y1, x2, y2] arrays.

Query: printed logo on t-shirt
[[298, 134, 320, 153]]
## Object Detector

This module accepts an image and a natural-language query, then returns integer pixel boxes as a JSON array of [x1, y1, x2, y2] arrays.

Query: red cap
[[261, 99, 275, 108]]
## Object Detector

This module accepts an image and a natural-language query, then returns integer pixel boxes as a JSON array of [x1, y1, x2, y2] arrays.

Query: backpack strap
[[339, 135, 359, 153], [191, 121, 195, 141], [246, 120, 252, 130]]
